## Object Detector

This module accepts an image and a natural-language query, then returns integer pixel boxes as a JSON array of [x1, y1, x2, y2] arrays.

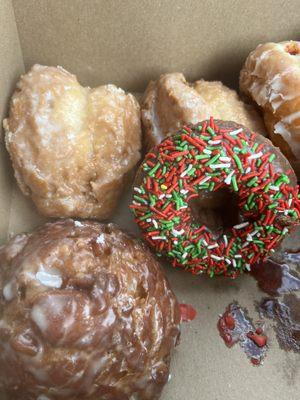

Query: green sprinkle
[[209, 181, 215, 191], [195, 154, 210, 160], [205, 154, 220, 166], [268, 203, 278, 209], [149, 162, 160, 176], [133, 195, 148, 204], [232, 176, 238, 192], [269, 154, 276, 162], [247, 177, 258, 187], [207, 127, 215, 136], [140, 212, 153, 221], [233, 154, 244, 173]]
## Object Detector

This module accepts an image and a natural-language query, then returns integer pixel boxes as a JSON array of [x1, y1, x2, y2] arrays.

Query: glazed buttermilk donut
[[240, 41, 300, 178], [3, 65, 141, 219], [142, 72, 267, 150], [0, 220, 180, 400], [131, 119, 300, 278]]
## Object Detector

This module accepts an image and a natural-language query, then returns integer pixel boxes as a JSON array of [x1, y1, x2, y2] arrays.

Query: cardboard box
[[0, 1, 299, 399]]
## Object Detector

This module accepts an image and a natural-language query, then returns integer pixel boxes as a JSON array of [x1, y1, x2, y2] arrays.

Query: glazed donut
[[131, 119, 300, 278], [240, 41, 300, 179], [0, 220, 180, 400], [142, 72, 267, 150], [3, 64, 141, 219]]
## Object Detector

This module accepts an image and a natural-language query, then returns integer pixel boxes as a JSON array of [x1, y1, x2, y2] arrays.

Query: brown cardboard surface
[[12, 0, 300, 92], [0, 1, 299, 399], [0, 0, 24, 242]]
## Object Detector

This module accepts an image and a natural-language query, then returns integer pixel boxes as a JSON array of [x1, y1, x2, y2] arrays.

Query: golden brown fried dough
[[142, 72, 266, 149], [3, 65, 142, 219], [240, 41, 300, 178]]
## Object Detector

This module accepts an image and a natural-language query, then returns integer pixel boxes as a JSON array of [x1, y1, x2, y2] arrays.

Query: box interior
[[0, 1, 299, 399]]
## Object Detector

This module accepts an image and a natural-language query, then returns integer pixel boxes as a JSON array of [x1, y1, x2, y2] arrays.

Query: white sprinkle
[[269, 185, 279, 191], [233, 222, 249, 230], [36, 271, 62, 289], [203, 256, 208, 260], [202, 239, 208, 247], [133, 187, 142, 193], [234, 255, 242, 259], [245, 263, 251, 271], [96, 234, 105, 244], [152, 236, 167, 240], [211, 255, 223, 261], [224, 171, 234, 185], [203, 149, 212, 155], [219, 156, 231, 162], [282, 227, 289, 235], [74, 221, 83, 227], [180, 205, 188, 209], [284, 210, 289, 216], [242, 241, 249, 248], [245, 167, 251, 173], [132, 201, 139, 205], [198, 176, 211, 185], [225, 258, 231, 265], [248, 151, 263, 161], [180, 164, 193, 177], [174, 240, 178, 245], [250, 230, 258, 237], [146, 218, 151, 222], [223, 235, 228, 247], [230, 128, 243, 136], [208, 140, 221, 145], [247, 234, 253, 242], [232, 259, 237, 268], [159, 194, 165, 199], [208, 243, 218, 249], [210, 163, 231, 169], [182, 252, 188, 259], [288, 198, 293, 207], [172, 229, 185, 237], [153, 219, 158, 229], [166, 194, 172, 198], [180, 189, 189, 195]]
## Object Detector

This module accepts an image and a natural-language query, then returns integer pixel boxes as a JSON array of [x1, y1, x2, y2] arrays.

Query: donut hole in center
[[189, 188, 240, 237]]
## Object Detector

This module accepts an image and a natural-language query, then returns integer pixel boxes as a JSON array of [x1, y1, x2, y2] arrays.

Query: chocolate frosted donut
[[0, 220, 180, 400], [131, 119, 300, 278]]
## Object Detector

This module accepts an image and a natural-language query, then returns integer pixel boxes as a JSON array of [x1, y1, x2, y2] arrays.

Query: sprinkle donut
[[131, 119, 300, 278]]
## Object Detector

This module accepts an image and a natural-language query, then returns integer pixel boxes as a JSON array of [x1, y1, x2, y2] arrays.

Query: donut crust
[[240, 41, 300, 178], [3, 65, 142, 219], [0, 220, 180, 400], [141, 73, 266, 150]]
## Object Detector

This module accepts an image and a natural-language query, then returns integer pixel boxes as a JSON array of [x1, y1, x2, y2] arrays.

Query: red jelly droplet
[[247, 332, 267, 347], [251, 357, 261, 366], [224, 314, 235, 330], [255, 327, 263, 335], [223, 332, 233, 345], [179, 304, 197, 322]]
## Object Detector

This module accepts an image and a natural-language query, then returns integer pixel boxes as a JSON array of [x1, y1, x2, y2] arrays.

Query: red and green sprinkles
[[131, 119, 300, 278]]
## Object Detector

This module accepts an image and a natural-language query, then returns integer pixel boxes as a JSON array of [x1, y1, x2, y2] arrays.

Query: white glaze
[[36, 270, 62, 289]]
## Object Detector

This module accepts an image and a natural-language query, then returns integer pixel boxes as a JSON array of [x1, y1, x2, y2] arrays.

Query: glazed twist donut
[[240, 41, 300, 178], [131, 119, 300, 278]]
